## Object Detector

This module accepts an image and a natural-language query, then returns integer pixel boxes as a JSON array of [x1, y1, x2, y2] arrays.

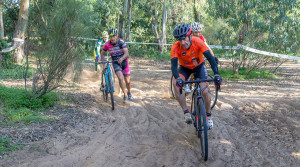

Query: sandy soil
[[0, 58, 299, 167]]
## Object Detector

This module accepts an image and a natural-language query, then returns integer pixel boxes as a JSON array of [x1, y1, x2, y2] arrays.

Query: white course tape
[[238, 44, 300, 61], [0, 38, 25, 53], [78, 37, 299, 61], [77, 37, 98, 41], [127, 42, 172, 46], [209, 45, 238, 50]]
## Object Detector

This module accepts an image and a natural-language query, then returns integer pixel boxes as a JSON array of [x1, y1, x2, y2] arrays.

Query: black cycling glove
[[176, 78, 184, 89], [214, 76, 222, 89]]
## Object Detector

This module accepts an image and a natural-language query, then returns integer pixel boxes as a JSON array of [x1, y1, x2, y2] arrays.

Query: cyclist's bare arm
[[100, 49, 107, 68], [118, 48, 129, 64], [100, 49, 107, 61]]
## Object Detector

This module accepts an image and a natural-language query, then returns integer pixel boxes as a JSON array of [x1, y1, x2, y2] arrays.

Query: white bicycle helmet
[[102, 31, 109, 38], [191, 22, 203, 32]]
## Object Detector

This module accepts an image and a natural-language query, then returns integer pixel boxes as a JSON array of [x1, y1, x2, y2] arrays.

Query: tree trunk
[[121, 0, 128, 40], [117, 0, 121, 31], [159, 0, 167, 54], [126, 0, 132, 41], [152, 0, 167, 54], [117, 12, 120, 31], [0, 0, 3, 67], [193, 0, 199, 22], [0, 0, 4, 39], [12, 0, 30, 63], [233, 0, 248, 74]]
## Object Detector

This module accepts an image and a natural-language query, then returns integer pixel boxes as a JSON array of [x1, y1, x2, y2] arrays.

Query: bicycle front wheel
[[198, 99, 208, 161], [101, 71, 108, 102], [107, 72, 114, 110]]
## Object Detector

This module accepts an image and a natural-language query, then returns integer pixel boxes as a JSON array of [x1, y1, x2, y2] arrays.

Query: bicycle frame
[[98, 61, 115, 93], [192, 83, 202, 128]]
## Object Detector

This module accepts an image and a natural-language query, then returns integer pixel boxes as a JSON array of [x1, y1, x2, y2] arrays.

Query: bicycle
[[180, 78, 219, 161], [170, 74, 218, 109], [97, 60, 117, 110], [170, 57, 219, 109]]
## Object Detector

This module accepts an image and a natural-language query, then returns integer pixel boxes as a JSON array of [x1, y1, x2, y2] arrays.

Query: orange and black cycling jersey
[[171, 37, 209, 69]]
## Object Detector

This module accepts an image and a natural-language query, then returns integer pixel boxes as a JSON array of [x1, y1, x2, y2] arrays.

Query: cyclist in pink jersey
[[100, 28, 133, 101]]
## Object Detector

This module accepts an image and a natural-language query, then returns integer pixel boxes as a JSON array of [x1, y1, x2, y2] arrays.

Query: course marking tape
[[0, 38, 25, 53]]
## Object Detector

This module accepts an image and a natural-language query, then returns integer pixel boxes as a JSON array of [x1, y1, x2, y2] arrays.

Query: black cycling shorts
[[178, 63, 207, 81], [112, 59, 130, 76]]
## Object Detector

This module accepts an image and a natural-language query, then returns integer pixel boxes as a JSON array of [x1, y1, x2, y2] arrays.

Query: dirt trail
[[1, 58, 299, 167]]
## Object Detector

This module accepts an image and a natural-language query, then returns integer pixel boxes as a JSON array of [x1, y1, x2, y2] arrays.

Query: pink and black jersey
[[103, 39, 127, 60]]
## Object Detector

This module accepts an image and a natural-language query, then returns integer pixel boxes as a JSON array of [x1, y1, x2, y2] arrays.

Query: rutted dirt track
[[1, 58, 299, 167]]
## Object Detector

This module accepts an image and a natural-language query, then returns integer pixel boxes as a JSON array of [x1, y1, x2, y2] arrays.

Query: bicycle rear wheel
[[197, 99, 208, 161], [101, 71, 108, 102], [208, 74, 218, 110], [107, 72, 115, 110]]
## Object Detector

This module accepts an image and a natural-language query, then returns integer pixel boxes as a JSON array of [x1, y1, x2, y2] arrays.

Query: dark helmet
[[108, 28, 118, 37], [173, 24, 192, 41]]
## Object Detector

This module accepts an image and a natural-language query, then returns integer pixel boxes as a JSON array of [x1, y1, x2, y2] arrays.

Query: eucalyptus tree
[[0, 0, 4, 39], [12, 0, 29, 63], [208, 0, 299, 74], [126, 0, 132, 41], [92, 0, 122, 36], [121, 0, 128, 39]]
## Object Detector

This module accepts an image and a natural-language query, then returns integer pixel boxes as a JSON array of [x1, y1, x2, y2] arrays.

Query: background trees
[[207, 0, 299, 74], [1, 0, 299, 97]]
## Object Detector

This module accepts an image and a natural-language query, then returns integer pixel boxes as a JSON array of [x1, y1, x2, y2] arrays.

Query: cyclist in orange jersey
[[171, 24, 222, 129]]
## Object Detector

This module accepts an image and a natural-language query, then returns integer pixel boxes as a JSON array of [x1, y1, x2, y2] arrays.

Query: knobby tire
[[198, 99, 208, 161], [101, 71, 108, 102], [107, 72, 114, 110]]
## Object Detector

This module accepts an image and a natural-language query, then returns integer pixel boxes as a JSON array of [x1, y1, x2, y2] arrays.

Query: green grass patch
[[213, 68, 278, 79], [0, 138, 24, 154], [0, 84, 57, 124], [4, 108, 50, 124], [0, 64, 35, 79]]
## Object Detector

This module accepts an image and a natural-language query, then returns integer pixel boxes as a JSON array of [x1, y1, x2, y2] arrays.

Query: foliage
[[0, 39, 13, 68], [4, 108, 50, 124], [27, 0, 91, 98], [210, 68, 278, 80], [1, 0, 298, 79], [0, 64, 35, 79], [0, 84, 57, 124], [0, 137, 24, 155], [2, 2, 19, 38], [207, 0, 299, 74], [0, 84, 57, 109]]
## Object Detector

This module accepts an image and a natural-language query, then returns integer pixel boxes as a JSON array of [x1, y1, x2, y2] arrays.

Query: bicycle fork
[[192, 89, 205, 132], [104, 72, 115, 93]]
